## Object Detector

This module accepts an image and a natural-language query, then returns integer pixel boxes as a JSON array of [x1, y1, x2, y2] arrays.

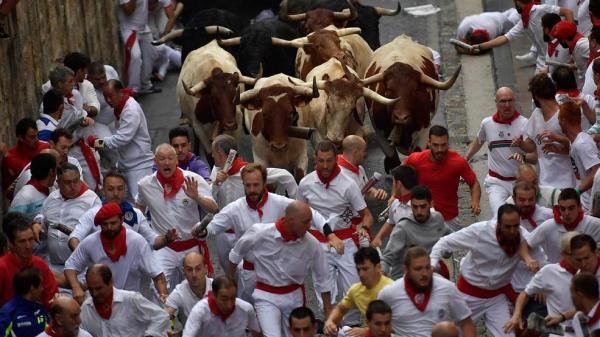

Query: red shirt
[[0, 252, 58, 310], [1, 140, 49, 191], [404, 149, 477, 220]]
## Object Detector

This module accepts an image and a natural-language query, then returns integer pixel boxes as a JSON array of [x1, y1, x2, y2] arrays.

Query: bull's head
[[236, 79, 319, 152], [152, 25, 233, 46], [279, 0, 358, 33], [182, 68, 258, 133]]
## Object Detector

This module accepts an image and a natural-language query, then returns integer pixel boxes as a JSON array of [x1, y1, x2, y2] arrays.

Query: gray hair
[[155, 143, 176, 156], [48, 66, 74, 88], [57, 162, 80, 178], [211, 134, 238, 155], [560, 231, 580, 254]]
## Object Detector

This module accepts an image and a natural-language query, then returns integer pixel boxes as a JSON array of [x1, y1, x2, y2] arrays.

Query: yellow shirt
[[339, 275, 393, 319]]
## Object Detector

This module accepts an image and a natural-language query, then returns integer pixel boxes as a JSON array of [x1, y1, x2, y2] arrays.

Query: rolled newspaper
[[449, 38, 474, 51], [216, 149, 238, 186]]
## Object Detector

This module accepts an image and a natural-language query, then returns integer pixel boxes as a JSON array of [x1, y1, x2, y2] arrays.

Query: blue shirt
[[0, 296, 48, 337]]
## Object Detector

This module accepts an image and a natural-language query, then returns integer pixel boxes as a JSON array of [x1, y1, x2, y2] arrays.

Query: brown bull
[[362, 35, 461, 171], [279, 0, 357, 33]]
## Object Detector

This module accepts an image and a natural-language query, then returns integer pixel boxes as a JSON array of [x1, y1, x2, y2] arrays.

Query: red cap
[[94, 202, 123, 226], [551, 21, 578, 40]]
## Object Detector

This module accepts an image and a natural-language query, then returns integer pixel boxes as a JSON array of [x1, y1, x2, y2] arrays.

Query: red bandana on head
[[553, 205, 584, 231], [94, 287, 114, 320], [44, 323, 64, 337], [404, 276, 431, 312], [520, 206, 538, 228], [559, 259, 577, 274], [113, 89, 135, 120], [207, 291, 235, 321], [492, 111, 520, 125], [496, 223, 521, 257], [521, 2, 535, 28], [100, 225, 127, 262], [26, 179, 49, 196], [226, 157, 248, 176], [157, 167, 185, 199], [61, 183, 88, 200], [275, 217, 300, 242], [246, 187, 269, 219], [337, 155, 359, 175], [316, 165, 341, 189], [395, 193, 411, 204]]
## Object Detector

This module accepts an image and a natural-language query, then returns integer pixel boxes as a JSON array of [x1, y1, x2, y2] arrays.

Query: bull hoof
[[384, 155, 401, 173]]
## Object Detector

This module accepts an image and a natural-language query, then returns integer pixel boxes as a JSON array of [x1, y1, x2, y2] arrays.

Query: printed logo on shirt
[[499, 131, 504, 138], [571, 156, 581, 180], [415, 293, 425, 304], [438, 309, 446, 320], [182, 198, 190, 206], [339, 208, 354, 226], [124, 211, 134, 222]]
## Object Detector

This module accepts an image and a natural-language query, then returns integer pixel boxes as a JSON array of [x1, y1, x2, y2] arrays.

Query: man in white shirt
[[570, 273, 600, 331], [288, 307, 318, 337], [64, 202, 169, 304], [377, 246, 475, 337], [582, 27, 600, 97], [297, 141, 373, 325], [455, 10, 519, 54], [37, 297, 93, 337], [504, 164, 561, 208], [551, 21, 590, 88], [89, 79, 154, 200], [182, 276, 261, 337], [37, 89, 64, 142], [10, 153, 56, 218], [227, 201, 333, 337], [552, 67, 596, 130], [512, 73, 576, 188], [165, 252, 212, 325], [136, 143, 218, 290], [80, 264, 170, 337], [430, 204, 539, 337], [63, 52, 100, 118], [526, 188, 600, 263], [337, 135, 387, 200], [465, 87, 529, 214], [39, 163, 101, 271], [542, 13, 570, 76]]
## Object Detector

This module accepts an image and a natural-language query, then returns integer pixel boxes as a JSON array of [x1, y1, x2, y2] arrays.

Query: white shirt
[[137, 169, 213, 238], [69, 204, 157, 246], [386, 199, 412, 226], [117, 0, 149, 32], [578, 0, 593, 36], [430, 220, 526, 290], [93, 65, 120, 126], [40, 189, 101, 265], [572, 38, 591, 88], [80, 288, 169, 337], [36, 329, 93, 337], [229, 222, 330, 290], [570, 132, 600, 210], [523, 108, 576, 188], [36, 113, 59, 141], [582, 58, 599, 97], [166, 278, 213, 324], [14, 156, 82, 195], [476, 115, 528, 177], [456, 12, 517, 41], [526, 215, 600, 263], [65, 228, 162, 291], [377, 275, 472, 337], [209, 166, 298, 209], [339, 163, 369, 191], [102, 97, 154, 171], [76, 79, 101, 112], [9, 185, 49, 218], [547, 42, 571, 75], [182, 297, 260, 337], [297, 169, 367, 230], [525, 263, 576, 319], [556, 92, 594, 130]]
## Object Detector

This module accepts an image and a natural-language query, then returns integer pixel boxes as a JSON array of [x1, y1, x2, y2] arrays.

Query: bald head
[[495, 87, 516, 119], [183, 251, 204, 267], [561, 231, 580, 254], [284, 201, 312, 238], [431, 321, 459, 337], [342, 135, 367, 165], [286, 201, 311, 219], [50, 296, 82, 336], [51, 296, 80, 317], [155, 143, 176, 156], [41, 148, 60, 162], [496, 87, 514, 100]]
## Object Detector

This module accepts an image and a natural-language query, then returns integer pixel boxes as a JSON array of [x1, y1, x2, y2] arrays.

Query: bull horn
[[279, 0, 308, 22], [340, 62, 357, 81], [238, 87, 261, 104], [288, 126, 315, 140], [239, 74, 258, 85], [217, 37, 241, 47], [182, 80, 206, 97], [335, 27, 362, 37], [362, 87, 400, 105], [374, 1, 401, 16], [361, 72, 384, 85], [205, 25, 234, 35], [288, 76, 327, 91], [151, 29, 184, 46], [271, 37, 309, 48], [291, 77, 320, 98], [419, 65, 462, 90], [333, 0, 358, 20]]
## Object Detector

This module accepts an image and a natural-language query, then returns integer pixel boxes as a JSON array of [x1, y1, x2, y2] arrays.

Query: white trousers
[[120, 27, 155, 91], [122, 166, 153, 201], [215, 232, 236, 271], [155, 44, 182, 78], [484, 175, 514, 216], [253, 288, 304, 337], [461, 292, 515, 337], [238, 265, 256, 304]]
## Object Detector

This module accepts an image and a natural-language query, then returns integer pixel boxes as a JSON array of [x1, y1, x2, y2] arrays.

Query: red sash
[[588, 50, 600, 66], [207, 291, 235, 321], [256, 281, 306, 305], [492, 111, 520, 125], [438, 260, 450, 280], [337, 155, 359, 175], [457, 274, 518, 303], [548, 40, 559, 57], [309, 218, 361, 247], [226, 157, 247, 176], [167, 239, 214, 276], [77, 140, 101, 192], [157, 168, 184, 199], [243, 260, 255, 270], [488, 170, 516, 181], [26, 179, 49, 196], [122, 31, 137, 84], [100, 226, 127, 262], [521, 2, 534, 28], [552, 205, 584, 231], [316, 165, 341, 189]]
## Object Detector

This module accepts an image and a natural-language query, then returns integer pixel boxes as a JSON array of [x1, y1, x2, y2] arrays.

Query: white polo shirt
[[136, 169, 213, 238], [80, 288, 169, 337], [297, 169, 367, 230], [570, 132, 600, 211], [476, 115, 528, 178], [166, 278, 213, 324], [377, 275, 472, 337], [64, 228, 162, 291], [386, 199, 412, 226], [182, 297, 260, 337]]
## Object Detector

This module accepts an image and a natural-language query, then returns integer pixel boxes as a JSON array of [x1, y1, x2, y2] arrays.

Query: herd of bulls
[[155, 0, 462, 179]]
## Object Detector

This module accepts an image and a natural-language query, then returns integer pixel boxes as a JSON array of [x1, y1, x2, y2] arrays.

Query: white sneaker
[[515, 51, 537, 63]]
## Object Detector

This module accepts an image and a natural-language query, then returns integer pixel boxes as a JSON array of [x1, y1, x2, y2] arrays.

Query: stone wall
[[0, 0, 121, 145]]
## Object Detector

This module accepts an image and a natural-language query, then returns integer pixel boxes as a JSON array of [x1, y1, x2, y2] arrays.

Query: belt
[[242, 260, 254, 271], [488, 170, 516, 181], [309, 218, 363, 248], [256, 281, 305, 306], [167, 239, 214, 276], [457, 274, 517, 303]]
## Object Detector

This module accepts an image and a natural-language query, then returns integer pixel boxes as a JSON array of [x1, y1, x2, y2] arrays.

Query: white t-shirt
[[117, 0, 149, 32], [525, 263, 575, 319], [377, 275, 472, 337], [476, 115, 528, 177], [456, 12, 516, 41], [386, 199, 413, 226], [570, 132, 600, 211], [339, 164, 369, 192], [166, 278, 212, 324], [182, 297, 260, 337]]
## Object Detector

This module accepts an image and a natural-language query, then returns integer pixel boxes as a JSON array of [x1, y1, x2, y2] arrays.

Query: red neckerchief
[[316, 165, 341, 189], [520, 206, 537, 228], [395, 193, 411, 204], [496, 223, 521, 257], [93, 287, 114, 320], [226, 157, 248, 176], [157, 167, 184, 199], [588, 302, 600, 325], [275, 217, 300, 242], [207, 291, 235, 321], [521, 2, 535, 28], [588, 49, 600, 65], [404, 276, 432, 312], [553, 205, 584, 231], [557, 89, 581, 98], [64, 91, 74, 105], [179, 152, 193, 167], [44, 323, 64, 337], [337, 155, 359, 175], [246, 187, 269, 219], [492, 111, 520, 125], [61, 183, 88, 200], [26, 178, 49, 196], [100, 226, 127, 262], [548, 40, 559, 57], [568, 33, 585, 54], [113, 89, 135, 120], [559, 259, 577, 274]]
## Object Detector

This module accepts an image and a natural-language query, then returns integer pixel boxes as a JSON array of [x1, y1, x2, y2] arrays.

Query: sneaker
[[0, 25, 9, 39], [515, 51, 537, 63], [136, 85, 162, 95]]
